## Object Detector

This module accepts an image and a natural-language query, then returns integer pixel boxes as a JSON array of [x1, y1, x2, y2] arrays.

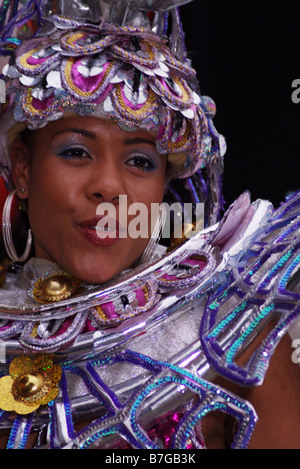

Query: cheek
[[130, 169, 166, 203], [28, 155, 80, 202], [145, 179, 166, 214], [128, 179, 165, 237], [26, 163, 77, 231]]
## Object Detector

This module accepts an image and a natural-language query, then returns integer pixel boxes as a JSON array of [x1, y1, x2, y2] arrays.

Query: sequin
[[0, 354, 62, 415]]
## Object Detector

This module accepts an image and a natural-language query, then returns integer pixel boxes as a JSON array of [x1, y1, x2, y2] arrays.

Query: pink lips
[[78, 216, 120, 247]]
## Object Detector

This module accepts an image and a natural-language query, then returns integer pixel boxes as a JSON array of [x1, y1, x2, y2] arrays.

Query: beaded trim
[[90, 279, 160, 327], [0, 17, 220, 180]]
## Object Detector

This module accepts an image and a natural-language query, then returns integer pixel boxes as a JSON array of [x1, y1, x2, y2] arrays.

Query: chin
[[82, 272, 117, 285], [67, 261, 124, 285], [60, 247, 143, 285]]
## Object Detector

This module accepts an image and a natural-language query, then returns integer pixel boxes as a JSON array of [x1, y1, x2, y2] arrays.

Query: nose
[[87, 159, 125, 205]]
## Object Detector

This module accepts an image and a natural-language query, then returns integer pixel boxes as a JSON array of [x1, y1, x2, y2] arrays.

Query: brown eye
[[126, 153, 156, 172], [58, 145, 91, 160]]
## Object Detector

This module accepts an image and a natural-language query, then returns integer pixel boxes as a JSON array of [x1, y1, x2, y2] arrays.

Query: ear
[[10, 141, 31, 199]]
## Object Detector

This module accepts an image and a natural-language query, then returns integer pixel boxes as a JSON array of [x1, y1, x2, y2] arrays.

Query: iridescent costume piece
[[0, 0, 299, 449]]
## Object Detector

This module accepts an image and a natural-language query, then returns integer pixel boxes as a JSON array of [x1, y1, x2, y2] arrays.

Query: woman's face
[[11, 117, 167, 283]]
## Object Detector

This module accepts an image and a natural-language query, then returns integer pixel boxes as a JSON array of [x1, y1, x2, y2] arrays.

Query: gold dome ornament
[[31, 272, 82, 303], [14, 373, 45, 398], [0, 354, 62, 415]]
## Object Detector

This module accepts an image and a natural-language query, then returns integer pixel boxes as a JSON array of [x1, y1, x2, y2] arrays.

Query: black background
[[180, 1, 300, 209]]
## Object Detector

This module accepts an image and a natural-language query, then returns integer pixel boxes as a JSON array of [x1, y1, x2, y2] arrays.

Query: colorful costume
[[0, 0, 299, 449]]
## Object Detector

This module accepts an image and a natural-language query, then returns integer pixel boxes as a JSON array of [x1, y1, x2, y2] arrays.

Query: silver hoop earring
[[139, 204, 167, 265], [2, 189, 32, 263]]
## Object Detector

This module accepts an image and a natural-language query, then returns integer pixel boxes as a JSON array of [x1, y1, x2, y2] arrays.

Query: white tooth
[[95, 225, 114, 232]]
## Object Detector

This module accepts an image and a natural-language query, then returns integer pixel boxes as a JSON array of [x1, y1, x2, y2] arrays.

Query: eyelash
[[57, 146, 156, 172], [58, 145, 91, 160], [126, 153, 156, 172]]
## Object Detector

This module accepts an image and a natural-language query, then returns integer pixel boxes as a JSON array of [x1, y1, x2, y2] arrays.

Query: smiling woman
[[0, 0, 300, 452]]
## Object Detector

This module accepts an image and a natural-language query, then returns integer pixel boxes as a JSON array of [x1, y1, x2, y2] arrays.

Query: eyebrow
[[53, 129, 156, 146], [53, 128, 97, 140], [122, 136, 156, 146]]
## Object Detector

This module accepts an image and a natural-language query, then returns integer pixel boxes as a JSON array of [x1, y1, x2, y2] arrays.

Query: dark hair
[[0, 208, 32, 263], [21, 128, 35, 154], [0, 129, 33, 263]]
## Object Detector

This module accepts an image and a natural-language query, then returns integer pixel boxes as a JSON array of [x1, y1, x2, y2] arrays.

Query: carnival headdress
[[0, 0, 225, 226]]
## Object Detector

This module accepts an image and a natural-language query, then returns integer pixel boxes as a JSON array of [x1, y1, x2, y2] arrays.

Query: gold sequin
[[0, 376, 40, 414], [0, 354, 62, 415], [32, 272, 82, 303]]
